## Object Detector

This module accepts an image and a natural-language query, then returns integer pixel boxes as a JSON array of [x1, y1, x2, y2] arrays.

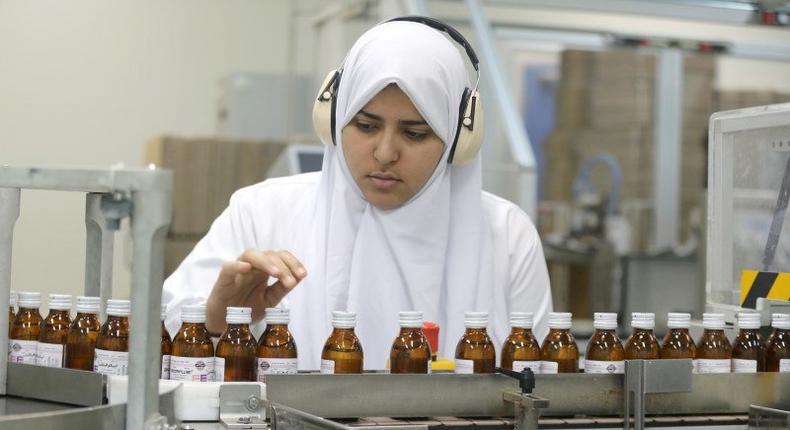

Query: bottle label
[[512, 360, 542, 374], [692, 359, 698, 373], [161, 355, 171, 379], [169, 356, 215, 382], [215, 357, 225, 382], [8, 340, 38, 364], [732, 358, 757, 373], [35, 342, 64, 368], [696, 359, 730, 374], [780, 359, 790, 373], [320, 359, 335, 374], [584, 359, 624, 374], [454, 358, 475, 374], [541, 361, 559, 374], [256, 358, 298, 382], [94, 349, 129, 376]]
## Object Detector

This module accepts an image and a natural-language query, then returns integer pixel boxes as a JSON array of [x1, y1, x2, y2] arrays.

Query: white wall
[[0, 0, 316, 304]]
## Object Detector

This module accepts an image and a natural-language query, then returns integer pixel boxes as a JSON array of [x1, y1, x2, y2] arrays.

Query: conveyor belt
[[335, 414, 749, 428]]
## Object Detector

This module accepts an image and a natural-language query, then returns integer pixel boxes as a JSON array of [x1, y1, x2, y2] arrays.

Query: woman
[[162, 17, 552, 370]]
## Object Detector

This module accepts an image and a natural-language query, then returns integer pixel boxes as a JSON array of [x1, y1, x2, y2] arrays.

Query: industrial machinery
[[1, 104, 790, 429]]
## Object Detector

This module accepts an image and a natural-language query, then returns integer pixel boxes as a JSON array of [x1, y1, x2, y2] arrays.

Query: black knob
[[495, 367, 535, 394]]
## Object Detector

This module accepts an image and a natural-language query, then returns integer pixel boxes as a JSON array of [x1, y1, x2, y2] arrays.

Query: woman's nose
[[373, 129, 399, 164]]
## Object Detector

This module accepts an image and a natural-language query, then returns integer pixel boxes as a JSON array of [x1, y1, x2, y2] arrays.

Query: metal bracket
[[503, 391, 550, 430], [219, 384, 268, 429], [623, 359, 692, 430]]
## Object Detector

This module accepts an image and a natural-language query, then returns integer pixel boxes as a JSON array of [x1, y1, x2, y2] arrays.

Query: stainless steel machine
[[1, 103, 790, 429]]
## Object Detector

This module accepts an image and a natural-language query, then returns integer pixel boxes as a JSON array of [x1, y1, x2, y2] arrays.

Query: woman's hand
[[206, 249, 307, 334]]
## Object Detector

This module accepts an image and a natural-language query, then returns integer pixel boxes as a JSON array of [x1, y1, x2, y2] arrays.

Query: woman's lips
[[368, 174, 400, 190]]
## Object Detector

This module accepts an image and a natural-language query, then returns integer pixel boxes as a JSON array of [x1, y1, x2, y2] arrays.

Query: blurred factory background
[[2, 0, 790, 335]]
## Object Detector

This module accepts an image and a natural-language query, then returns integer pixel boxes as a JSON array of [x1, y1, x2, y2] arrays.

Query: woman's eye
[[404, 129, 428, 140], [355, 121, 376, 132]]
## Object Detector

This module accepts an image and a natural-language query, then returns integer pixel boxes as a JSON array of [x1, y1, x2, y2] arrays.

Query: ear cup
[[312, 70, 339, 146], [449, 90, 483, 165]]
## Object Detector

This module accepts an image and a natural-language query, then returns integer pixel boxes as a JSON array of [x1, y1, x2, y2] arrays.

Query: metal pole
[[84, 193, 115, 319], [0, 188, 20, 396], [125, 184, 172, 429], [464, 0, 538, 219], [652, 48, 683, 252]]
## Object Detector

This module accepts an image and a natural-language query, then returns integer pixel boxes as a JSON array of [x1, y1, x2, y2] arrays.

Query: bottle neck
[[47, 309, 70, 318], [332, 326, 355, 334], [632, 327, 654, 335], [548, 327, 570, 334], [106, 315, 129, 324], [18, 306, 39, 314], [703, 328, 725, 334], [510, 327, 532, 335], [593, 327, 616, 333], [464, 327, 488, 334], [668, 327, 690, 333], [226, 323, 251, 330], [76, 311, 99, 318], [399, 326, 424, 335]]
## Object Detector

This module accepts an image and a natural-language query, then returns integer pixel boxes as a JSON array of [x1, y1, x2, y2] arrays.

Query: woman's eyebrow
[[357, 110, 428, 127]]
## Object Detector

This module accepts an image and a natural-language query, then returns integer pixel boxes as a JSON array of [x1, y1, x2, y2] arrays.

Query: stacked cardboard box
[[716, 90, 790, 112], [146, 136, 296, 275], [544, 49, 716, 253]]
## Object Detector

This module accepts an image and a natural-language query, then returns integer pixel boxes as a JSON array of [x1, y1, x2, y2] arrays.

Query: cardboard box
[[146, 136, 292, 235], [165, 235, 202, 276]]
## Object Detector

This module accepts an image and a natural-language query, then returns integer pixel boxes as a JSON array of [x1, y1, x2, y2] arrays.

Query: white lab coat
[[162, 172, 553, 370]]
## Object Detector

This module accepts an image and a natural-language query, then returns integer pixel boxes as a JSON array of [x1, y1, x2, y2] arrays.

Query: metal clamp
[[623, 359, 692, 430], [497, 367, 549, 430], [219, 384, 268, 429]]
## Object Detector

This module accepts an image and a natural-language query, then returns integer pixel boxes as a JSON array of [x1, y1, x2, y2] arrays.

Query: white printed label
[[169, 356, 215, 382], [584, 360, 625, 374], [160, 355, 171, 379], [541, 361, 559, 374], [94, 349, 129, 376], [780, 359, 790, 373], [215, 357, 225, 382], [320, 359, 335, 374], [696, 359, 730, 374], [454, 358, 475, 374], [256, 358, 298, 382], [732, 358, 757, 373], [35, 342, 64, 368], [692, 359, 698, 373], [8, 340, 38, 364], [512, 360, 542, 374]]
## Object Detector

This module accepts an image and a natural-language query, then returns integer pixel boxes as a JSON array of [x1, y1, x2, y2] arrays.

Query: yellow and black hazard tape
[[740, 270, 790, 309]]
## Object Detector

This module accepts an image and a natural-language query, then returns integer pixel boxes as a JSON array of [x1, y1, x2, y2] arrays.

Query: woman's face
[[342, 84, 445, 210]]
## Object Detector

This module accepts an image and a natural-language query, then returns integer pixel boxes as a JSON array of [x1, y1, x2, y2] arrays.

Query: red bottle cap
[[423, 321, 439, 354]]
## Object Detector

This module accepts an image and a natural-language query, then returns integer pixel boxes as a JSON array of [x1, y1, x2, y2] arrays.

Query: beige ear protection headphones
[[312, 15, 483, 165]]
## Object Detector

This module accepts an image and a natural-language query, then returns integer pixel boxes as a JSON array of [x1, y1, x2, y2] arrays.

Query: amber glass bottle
[[321, 311, 363, 374], [624, 313, 660, 360], [65, 296, 102, 371], [660, 313, 696, 366], [696, 313, 732, 373], [454, 311, 496, 374], [215, 307, 256, 382], [585, 312, 624, 374], [160, 304, 172, 379], [8, 290, 16, 337], [9, 292, 43, 364], [541, 312, 578, 373], [731, 312, 765, 373], [390, 311, 431, 374], [766, 313, 790, 372], [94, 299, 131, 375], [170, 305, 215, 382], [36, 294, 73, 368], [256, 307, 298, 381], [501, 312, 541, 373]]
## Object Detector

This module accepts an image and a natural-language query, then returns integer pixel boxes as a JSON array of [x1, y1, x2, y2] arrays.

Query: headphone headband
[[384, 16, 479, 71]]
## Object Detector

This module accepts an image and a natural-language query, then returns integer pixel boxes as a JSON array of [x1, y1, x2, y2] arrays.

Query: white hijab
[[287, 20, 491, 369]]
